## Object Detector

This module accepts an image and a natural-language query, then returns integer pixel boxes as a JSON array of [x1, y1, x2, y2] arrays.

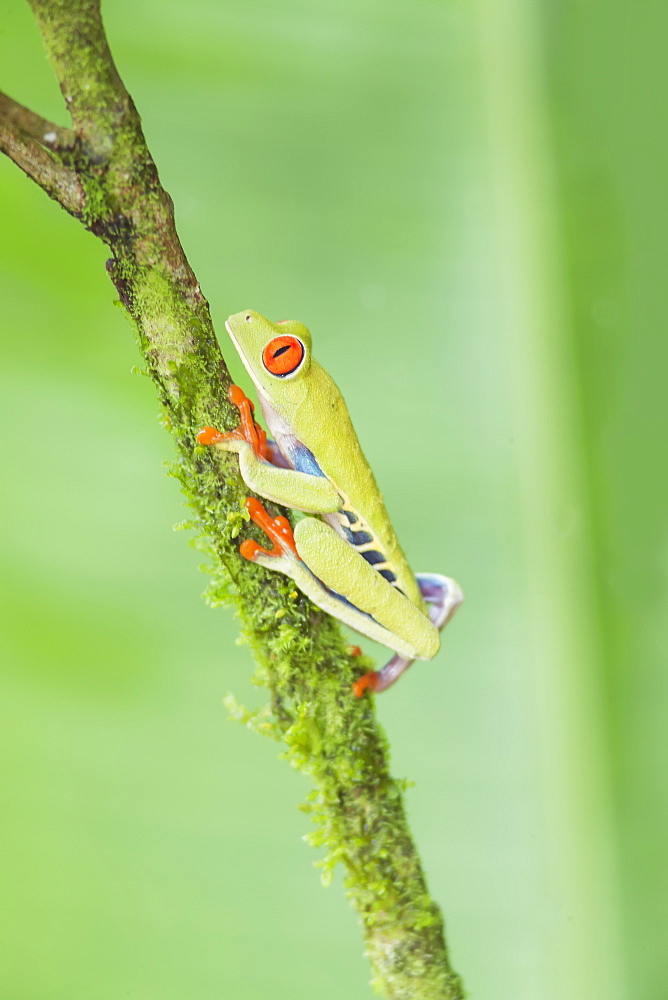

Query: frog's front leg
[[353, 574, 463, 696], [197, 385, 341, 514]]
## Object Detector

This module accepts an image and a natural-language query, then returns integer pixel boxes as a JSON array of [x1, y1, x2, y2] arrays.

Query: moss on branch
[[0, 2, 464, 996]]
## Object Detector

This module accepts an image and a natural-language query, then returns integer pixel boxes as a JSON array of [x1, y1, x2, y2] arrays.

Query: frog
[[197, 310, 462, 695]]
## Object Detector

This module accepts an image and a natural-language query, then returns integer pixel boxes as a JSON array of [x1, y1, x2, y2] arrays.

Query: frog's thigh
[[294, 518, 439, 659], [252, 544, 418, 659]]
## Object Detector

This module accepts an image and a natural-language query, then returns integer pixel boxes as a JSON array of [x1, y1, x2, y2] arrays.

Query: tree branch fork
[[0, 91, 82, 211]]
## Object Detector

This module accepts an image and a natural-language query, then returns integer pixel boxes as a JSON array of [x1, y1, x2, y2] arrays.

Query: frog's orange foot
[[348, 645, 363, 658], [352, 671, 380, 698], [241, 497, 299, 560], [198, 385, 267, 459]]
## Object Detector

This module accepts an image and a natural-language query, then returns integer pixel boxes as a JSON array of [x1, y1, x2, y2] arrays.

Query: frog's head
[[225, 309, 312, 402]]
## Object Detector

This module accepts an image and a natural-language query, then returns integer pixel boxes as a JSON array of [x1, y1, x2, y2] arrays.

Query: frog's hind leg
[[238, 499, 421, 656], [353, 574, 463, 696], [237, 500, 463, 697]]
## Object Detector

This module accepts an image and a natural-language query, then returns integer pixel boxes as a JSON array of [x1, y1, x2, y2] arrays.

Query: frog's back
[[287, 362, 425, 610]]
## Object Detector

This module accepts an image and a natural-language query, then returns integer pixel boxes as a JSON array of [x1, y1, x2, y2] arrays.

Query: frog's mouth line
[[224, 318, 268, 403]]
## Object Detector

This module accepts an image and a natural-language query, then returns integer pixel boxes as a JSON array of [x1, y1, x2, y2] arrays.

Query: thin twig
[[0, 91, 75, 150], [0, 114, 83, 213]]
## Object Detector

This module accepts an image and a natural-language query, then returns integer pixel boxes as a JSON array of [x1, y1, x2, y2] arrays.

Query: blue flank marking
[[362, 549, 386, 566], [289, 440, 327, 477], [351, 529, 374, 546]]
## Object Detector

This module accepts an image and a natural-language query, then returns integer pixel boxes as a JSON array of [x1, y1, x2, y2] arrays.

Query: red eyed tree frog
[[197, 310, 463, 696]]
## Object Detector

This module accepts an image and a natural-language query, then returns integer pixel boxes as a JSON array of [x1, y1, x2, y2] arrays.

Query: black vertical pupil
[[272, 344, 292, 358]]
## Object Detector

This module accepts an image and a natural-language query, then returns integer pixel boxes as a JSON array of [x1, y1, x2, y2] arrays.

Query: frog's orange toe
[[244, 497, 264, 518], [197, 426, 225, 445], [240, 538, 265, 561], [352, 671, 380, 698], [228, 384, 250, 407]]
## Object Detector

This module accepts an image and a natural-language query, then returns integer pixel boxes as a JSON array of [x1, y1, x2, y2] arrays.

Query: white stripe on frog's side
[[258, 394, 326, 478]]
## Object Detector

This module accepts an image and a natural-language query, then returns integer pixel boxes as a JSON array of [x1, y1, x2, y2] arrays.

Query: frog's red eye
[[262, 336, 304, 377]]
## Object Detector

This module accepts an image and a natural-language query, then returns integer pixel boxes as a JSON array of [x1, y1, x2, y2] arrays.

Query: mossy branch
[[1, 2, 465, 996]]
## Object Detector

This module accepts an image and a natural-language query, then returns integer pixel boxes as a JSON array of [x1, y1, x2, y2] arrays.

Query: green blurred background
[[0, 1, 665, 997]]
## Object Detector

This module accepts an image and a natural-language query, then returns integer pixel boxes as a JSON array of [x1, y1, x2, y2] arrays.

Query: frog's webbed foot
[[353, 574, 463, 697], [197, 384, 268, 460], [239, 497, 299, 562], [418, 573, 464, 630]]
